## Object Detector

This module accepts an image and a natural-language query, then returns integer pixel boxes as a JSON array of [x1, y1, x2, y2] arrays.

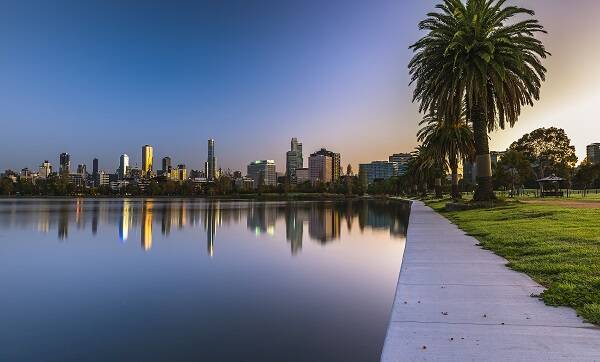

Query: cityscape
[[3, 0, 600, 361], [0, 137, 416, 195]]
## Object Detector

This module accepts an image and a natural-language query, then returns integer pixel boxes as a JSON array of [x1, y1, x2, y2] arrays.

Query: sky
[[1, 0, 599, 173]]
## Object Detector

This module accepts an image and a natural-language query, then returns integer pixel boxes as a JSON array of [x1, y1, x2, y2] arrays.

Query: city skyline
[[1, 1, 600, 170]]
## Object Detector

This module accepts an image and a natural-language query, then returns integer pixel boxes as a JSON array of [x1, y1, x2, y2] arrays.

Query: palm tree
[[409, 0, 549, 201], [406, 145, 440, 197], [417, 112, 474, 199]]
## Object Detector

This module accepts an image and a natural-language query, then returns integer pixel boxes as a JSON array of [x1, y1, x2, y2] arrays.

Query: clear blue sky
[[1, 0, 598, 172]]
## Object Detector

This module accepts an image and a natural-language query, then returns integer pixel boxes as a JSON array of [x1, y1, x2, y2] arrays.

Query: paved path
[[381, 201, 600, 361]]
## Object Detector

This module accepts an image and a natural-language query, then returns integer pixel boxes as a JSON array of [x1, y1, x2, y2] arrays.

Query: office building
[[308, 154, 332, 184], [587, 143, 600, 165], [59, 153, 71, 175], [94, 171, 110, 187], [311, 148, 341, 181], [295, 168, 309, 184], [77, 164, 87, 175], [247, 160, 276, 187], [207, 139, 217, 181], [359, 161, 396, 185], [119, 154, 129, 179], [142, 145, 153, 175], [162, 156, 171, 173], [92, 158, 99, 175], [286, 137, 303, 181], [39, 160, 52, 178], [389, 153, 412, 176], [177, 164, 187, 181], [68, 173, 85, 186]]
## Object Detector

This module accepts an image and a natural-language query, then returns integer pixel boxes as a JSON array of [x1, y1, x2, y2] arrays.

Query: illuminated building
[[142, 145, 153, 175], [77, 164, 87, 175], [119, 154, 129, 179], [177, 164, 187, 181]]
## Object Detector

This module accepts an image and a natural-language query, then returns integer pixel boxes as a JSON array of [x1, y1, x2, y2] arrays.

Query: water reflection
[[0, 199, 409, 256]]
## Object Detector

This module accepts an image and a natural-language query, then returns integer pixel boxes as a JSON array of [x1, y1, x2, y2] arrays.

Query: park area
[[427, 197, 600, 325]]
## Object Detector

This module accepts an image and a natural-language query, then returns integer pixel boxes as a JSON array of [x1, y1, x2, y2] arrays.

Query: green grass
[[427, 199, 600, 324]]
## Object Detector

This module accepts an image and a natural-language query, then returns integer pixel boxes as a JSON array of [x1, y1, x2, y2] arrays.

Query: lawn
[[427, 199, 600, 324]]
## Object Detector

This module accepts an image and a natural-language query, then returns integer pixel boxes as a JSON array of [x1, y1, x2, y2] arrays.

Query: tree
[[508, 127, 577, 180], [417, 112, 474, 199], [573, 159, 600, 190], [409, 0, 549, 201], [493, 149, 533, 193]]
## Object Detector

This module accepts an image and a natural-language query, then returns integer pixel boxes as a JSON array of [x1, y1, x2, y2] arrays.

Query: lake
[[0, 198, 409, 361]]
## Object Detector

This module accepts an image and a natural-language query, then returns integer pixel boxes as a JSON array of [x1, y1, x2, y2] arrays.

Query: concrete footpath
[[381, 201, 600, 361]]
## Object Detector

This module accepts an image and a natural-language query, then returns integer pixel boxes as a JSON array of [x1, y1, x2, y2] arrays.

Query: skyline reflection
[[0, 199, 409, 256]]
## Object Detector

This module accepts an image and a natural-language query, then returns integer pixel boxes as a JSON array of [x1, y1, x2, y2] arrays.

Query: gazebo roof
[[537, 175, 565, 182]]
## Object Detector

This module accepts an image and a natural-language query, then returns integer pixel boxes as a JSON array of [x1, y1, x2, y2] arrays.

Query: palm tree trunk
[[450, 163, 460, 199], [472, 105, 496, 201], [434, 177, 442, 198]]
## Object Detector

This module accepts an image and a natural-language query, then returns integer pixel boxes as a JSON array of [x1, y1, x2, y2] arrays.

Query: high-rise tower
[[142, 145, 153, 175], [59, 153, 71, 175], [286, 137, 303, 181], [119, 154, 129, 179], [206, 139, 217, 181]]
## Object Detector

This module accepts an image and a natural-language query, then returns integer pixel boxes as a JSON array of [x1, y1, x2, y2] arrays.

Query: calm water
[[0, 198, 409, 361]]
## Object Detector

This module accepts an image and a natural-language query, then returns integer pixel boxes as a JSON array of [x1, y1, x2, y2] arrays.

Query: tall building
[[39, 160, 52, 178], [308, 154, 332, 184], [311, 148, 340, 181], [359, 161, 395, 185], [177, 164, 187, 181], [162, 156, 172, 173], [286, 137, 303, 181], [92, 158, 99, 175], [206, 139, 217, 181], [586, 143, 600, 165], [142, 145, 153, 175], [119, 154, 129, 179], [77, 164, 87, 175], [247, 160, 276, 187], [59, 153, 71, 175], [389, 153, 412, 176]]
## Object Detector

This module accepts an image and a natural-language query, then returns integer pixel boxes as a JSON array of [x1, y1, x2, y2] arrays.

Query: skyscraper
[[286, 137, 303, 181], [92, 158, 99, 175], [142, 145, 153, 175], [59, 153, 71, 175], [206, 139, 216, 181], [162, 156, 172, 173], [119, 154, 129, 179]]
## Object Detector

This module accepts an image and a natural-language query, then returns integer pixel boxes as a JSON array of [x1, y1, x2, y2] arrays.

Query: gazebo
[[537, 175, 565, 197]]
